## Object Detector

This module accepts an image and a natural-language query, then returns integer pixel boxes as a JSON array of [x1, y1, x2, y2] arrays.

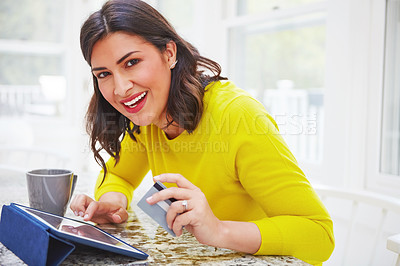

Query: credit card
[[137, 181, 177, 236]]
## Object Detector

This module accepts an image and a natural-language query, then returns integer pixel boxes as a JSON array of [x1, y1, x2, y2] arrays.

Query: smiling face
[[91, 32, 177, 128]]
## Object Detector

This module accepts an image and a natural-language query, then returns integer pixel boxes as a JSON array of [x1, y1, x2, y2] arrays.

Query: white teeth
[[123, 92, 147, 107]]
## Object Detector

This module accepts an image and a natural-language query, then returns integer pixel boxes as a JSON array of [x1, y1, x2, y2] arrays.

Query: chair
[[313, 184, 400, 266], [387, 234, 400, 266]]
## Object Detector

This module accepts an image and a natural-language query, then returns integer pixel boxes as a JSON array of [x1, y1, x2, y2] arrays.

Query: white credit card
[[156, 199, 170, 212], [137, 181, 177, 236]]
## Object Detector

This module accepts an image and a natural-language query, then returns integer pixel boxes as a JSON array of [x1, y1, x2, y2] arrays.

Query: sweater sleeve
[[94, 133, 149, 207], [225, 96, 334, 265]]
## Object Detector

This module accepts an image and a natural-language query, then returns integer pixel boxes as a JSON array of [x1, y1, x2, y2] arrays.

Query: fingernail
[[74, 211, 78, 216], [154, 175, 160, 180], [146, 196, 153, 203], [84, 214, 89, 219], [79, 211, 84, 217]]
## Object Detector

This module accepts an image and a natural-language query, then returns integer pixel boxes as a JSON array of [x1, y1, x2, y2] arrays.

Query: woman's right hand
[[69, 192, 129, 224]]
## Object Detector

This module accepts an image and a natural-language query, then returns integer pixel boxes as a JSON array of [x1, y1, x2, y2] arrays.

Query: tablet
[[12, 203, 148, 260]]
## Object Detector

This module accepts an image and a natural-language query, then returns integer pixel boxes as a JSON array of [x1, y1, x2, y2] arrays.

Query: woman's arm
[[71, 134, 149, 224], [146, 173, 262, 254], [224, 95, 335, 263], [215, 220, 261, 254]]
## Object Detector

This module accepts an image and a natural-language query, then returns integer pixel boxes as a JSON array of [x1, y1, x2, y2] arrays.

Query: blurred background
[[0, 0, 399, 265]]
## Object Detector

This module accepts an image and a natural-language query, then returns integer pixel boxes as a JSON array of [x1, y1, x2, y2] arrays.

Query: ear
[[165, 40, 177, 67]]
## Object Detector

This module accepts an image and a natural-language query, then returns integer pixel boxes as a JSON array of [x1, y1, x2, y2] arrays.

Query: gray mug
[[26, 169, 77, 216]]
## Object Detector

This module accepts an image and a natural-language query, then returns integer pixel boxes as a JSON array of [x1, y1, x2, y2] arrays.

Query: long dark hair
[[81, 0, 226, 178]]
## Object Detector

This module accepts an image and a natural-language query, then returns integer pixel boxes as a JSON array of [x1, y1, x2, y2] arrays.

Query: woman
[[70, 0, 334, 264]]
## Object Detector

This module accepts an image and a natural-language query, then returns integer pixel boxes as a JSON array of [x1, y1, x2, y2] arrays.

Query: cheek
[[137, 62, 171, 89], [96, 78, 112, 96], [98, 86, 110, 100], [98, 84, 116, 106]]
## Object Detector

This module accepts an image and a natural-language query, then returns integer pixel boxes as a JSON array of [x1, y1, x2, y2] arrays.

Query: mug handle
[[71, 174, 78, 195]]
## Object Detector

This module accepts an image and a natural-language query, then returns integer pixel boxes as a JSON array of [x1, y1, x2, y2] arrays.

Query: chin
[[127, 116, 154, 127]]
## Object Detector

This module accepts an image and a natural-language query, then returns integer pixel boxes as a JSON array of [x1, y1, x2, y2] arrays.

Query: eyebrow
[[91, 51, 139, 72], [116, 51, 138, 64]]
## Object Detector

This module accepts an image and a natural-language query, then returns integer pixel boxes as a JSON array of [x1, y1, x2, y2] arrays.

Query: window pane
[[237, 0, 323, 16], [0, 54, 65, 116], [243, 15, 325, 91], [0, 0, 66, 42], [230, 12, 326, 162], [380, 0, 400, 176], [0, 54, 63, 85], [156, 0, 194, 29], [0, 0, 67, 117]]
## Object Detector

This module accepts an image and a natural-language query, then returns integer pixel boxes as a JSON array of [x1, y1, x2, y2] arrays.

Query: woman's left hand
[[146, 173, 223, 246]]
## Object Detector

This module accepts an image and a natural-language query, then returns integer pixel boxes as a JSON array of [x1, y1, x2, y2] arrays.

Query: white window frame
[[0, 1, 90, 126], [216, 0, 400, 197], [319, 0, 373, 188], [0, 1, 102, 172], [222, 1, 328, 183], [321, 0, 400, 196], [366, 0, 400, 196]]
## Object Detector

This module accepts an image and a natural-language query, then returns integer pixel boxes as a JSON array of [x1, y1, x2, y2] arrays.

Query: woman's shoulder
[[205, 80, 249, 101], [204, 80, 266, 117], [202, 80, 279, 137]]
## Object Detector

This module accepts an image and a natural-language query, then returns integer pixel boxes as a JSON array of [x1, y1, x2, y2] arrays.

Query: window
[[380, 0, 400, 176], [0, 0, 68, 117], [365, 0, 400, 195], [237, 0, 323, 15], [228, 1, 327, 163], [154, 0, 194, 29]]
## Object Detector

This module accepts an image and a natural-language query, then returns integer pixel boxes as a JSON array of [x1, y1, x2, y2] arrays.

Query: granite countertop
[[0, 170, 310, 265]]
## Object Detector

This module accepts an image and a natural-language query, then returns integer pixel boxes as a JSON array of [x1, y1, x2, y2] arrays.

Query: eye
[[126, 59, 139, 67], [97, 72, 110, 79]]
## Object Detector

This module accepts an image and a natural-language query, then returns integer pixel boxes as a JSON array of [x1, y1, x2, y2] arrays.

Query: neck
[[155, 111, 185, 139], [163, 125, 185, 139]]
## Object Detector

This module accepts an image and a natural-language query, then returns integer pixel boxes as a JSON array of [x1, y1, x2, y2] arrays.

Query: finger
[[166, 200, 191, 229], [84, 202, 128, 224], [83, 201, 100, 221], [154, 173, 197, 190], [146, 186, 192, 204], [69, 194, 84, 211], [111, 208, 129, 223], [172, 212, 192, 237], [70, 194, 93, 217], [111, 213, 122, 223]]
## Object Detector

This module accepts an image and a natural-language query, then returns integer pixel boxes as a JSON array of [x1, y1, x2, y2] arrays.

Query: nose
[[113, 72, 132, 96]]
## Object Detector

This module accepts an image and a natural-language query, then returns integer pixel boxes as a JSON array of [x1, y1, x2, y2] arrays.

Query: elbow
[[321, 220, 335, 262], [296, 235, 335, 265], [319, 235, 335, 262], [297, 220, 335, 264], [310, 224, 336, 263]]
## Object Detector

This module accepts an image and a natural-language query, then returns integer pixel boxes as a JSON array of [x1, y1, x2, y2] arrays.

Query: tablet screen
[[14, 205, 144, 255]]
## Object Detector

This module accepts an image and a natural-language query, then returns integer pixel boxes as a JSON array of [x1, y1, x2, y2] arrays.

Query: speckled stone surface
[[0, 171, 310, 265]]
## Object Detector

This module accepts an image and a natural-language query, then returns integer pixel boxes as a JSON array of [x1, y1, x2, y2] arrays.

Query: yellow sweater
[[94, 80, 334, 264]]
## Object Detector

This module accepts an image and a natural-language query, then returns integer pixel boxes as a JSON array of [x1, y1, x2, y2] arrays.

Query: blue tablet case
[[0, 204, 75, 266]]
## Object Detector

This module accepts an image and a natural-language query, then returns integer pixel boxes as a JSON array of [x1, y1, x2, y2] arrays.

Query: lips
[[121, 91, 148, 113]]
